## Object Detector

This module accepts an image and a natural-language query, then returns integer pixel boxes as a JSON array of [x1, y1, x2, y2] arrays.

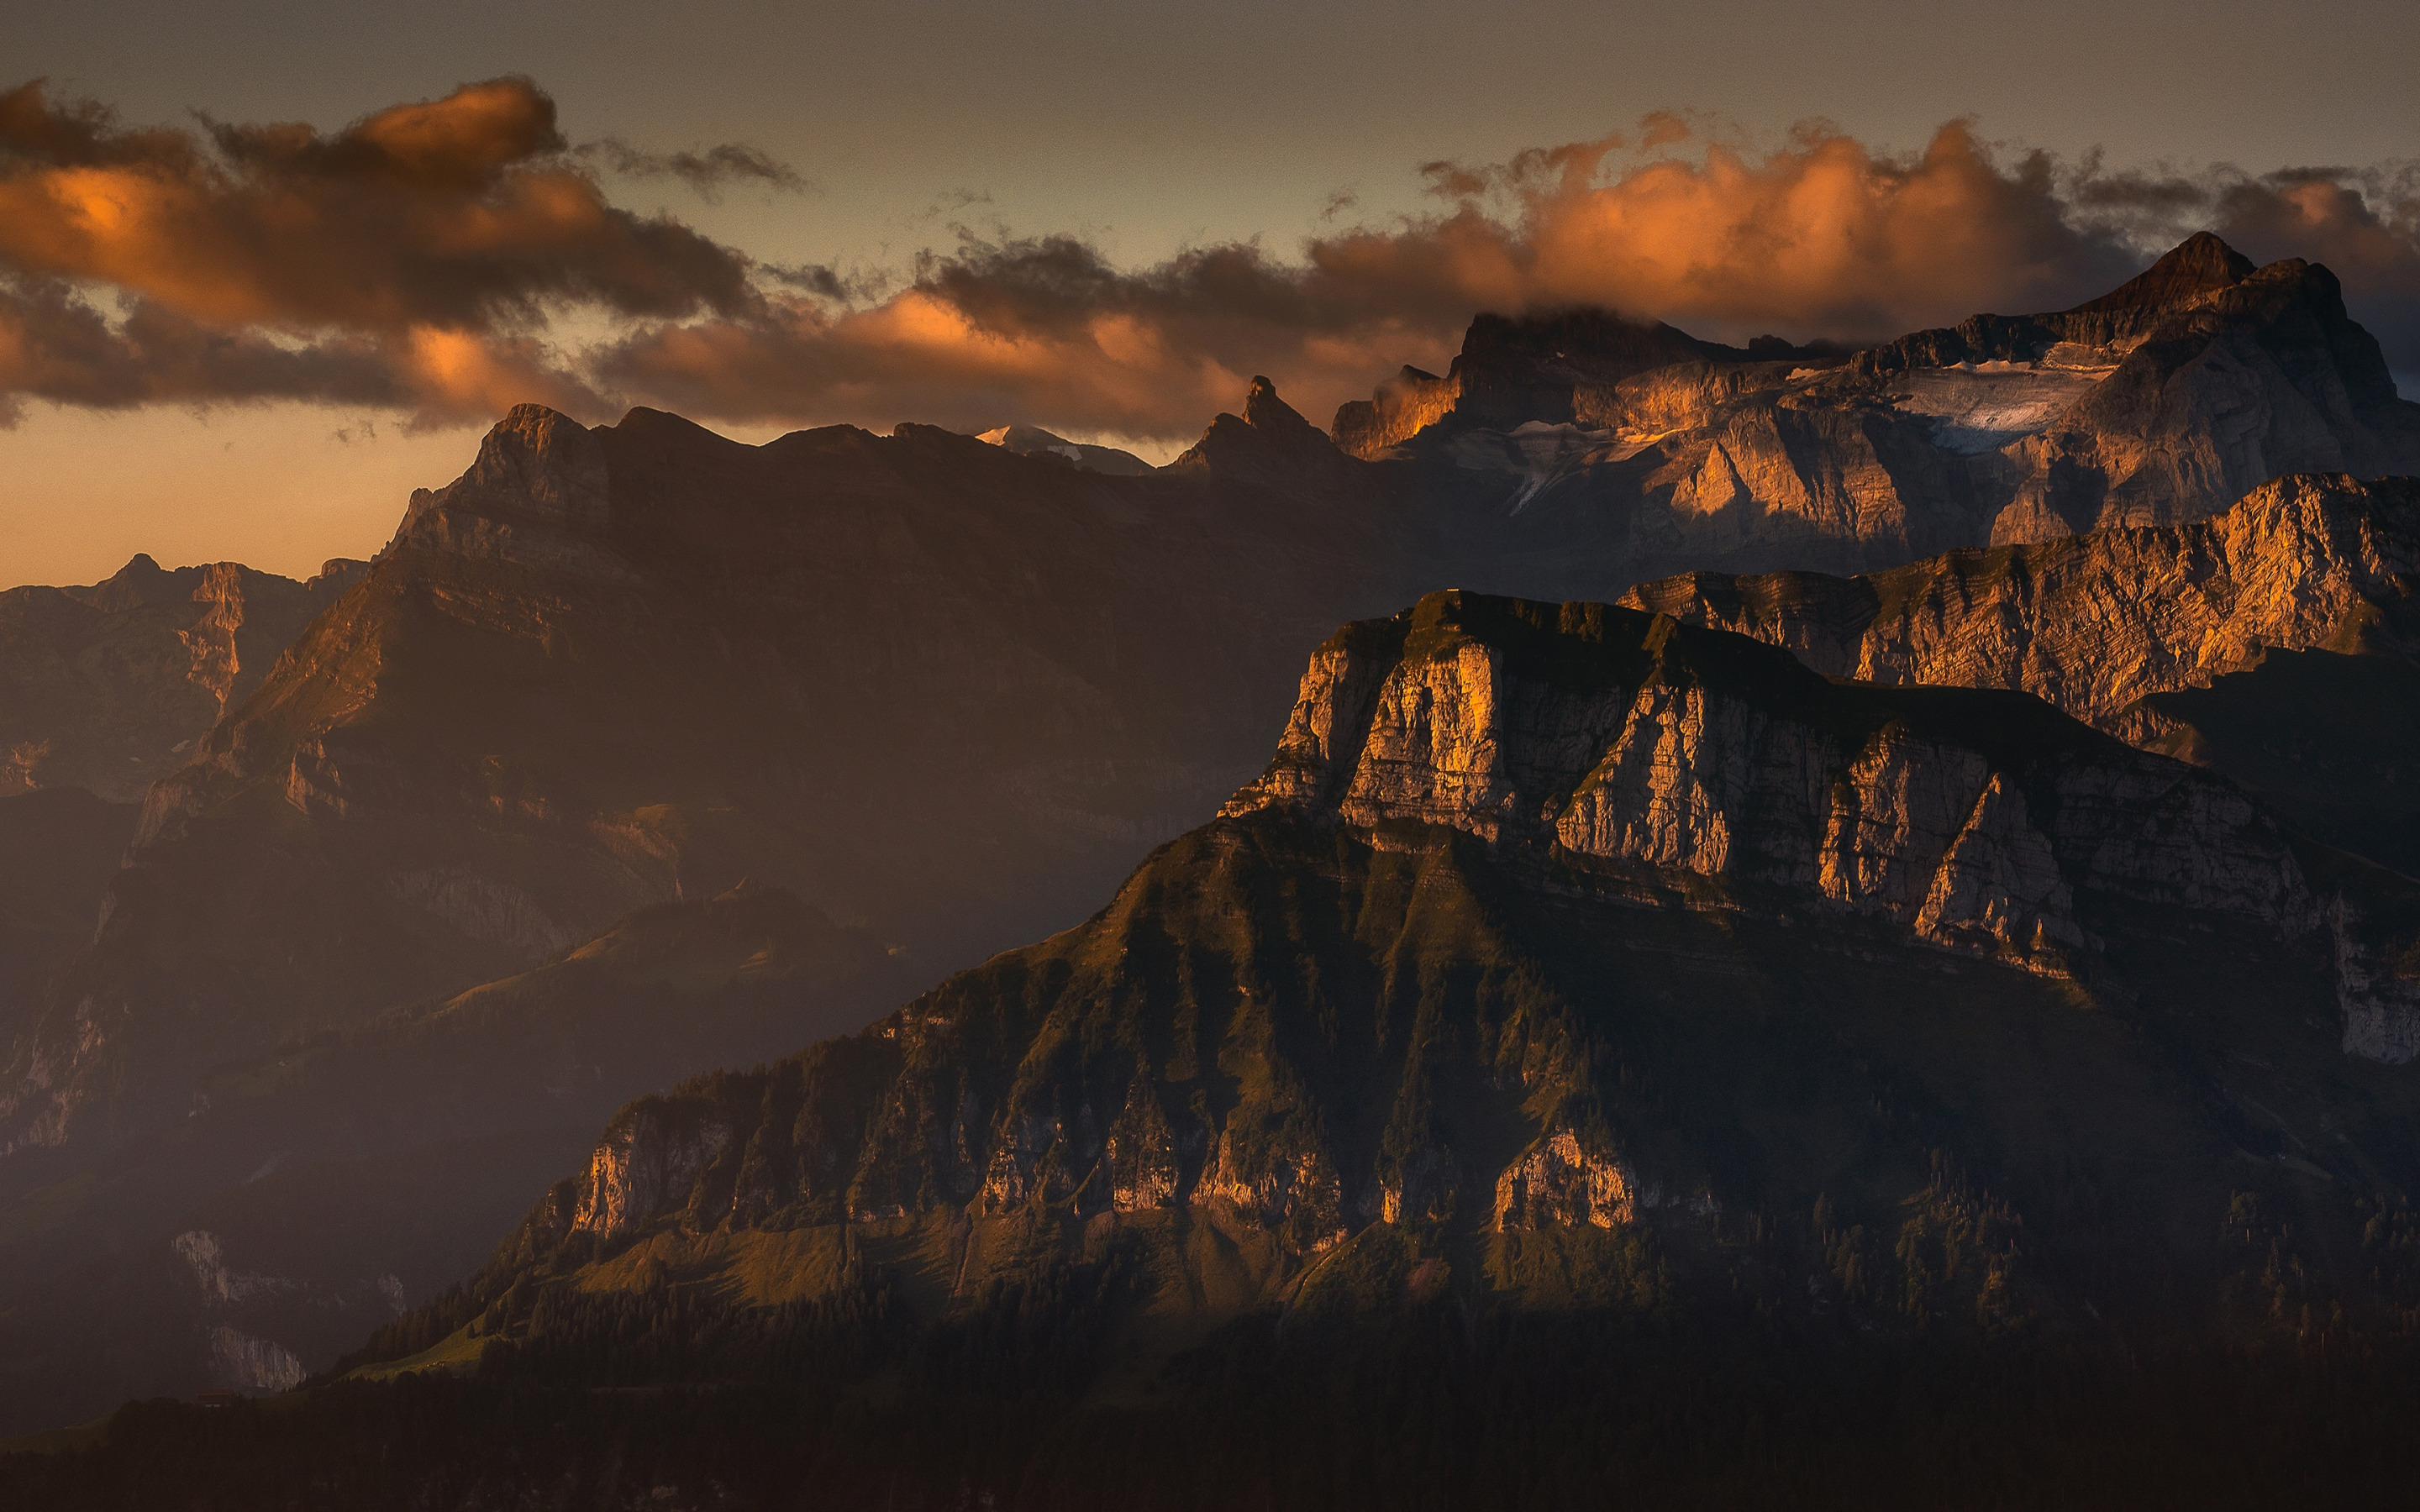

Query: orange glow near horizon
[[0, 405, 474, 590]]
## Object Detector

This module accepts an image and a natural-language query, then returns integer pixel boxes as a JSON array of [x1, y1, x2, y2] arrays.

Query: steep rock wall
[[1622, 473, 2420, 732], [1228, 591, 2413, 1052]]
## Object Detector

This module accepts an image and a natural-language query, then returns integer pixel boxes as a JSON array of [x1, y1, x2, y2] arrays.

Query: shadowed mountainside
[[0, 788, 135, 1044], [0, 554, 364, 801], [11, 235, 2411, 1191], [0, 879, 910, 1431], [8, 235, 2420, 1481], [0, 384, 1431, 1190]]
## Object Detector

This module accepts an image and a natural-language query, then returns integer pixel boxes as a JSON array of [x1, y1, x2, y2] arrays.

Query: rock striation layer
[[1225, 592, 2412, 1029], [1621, 472, 2420, 726], [1619, 472, 2420, 874]]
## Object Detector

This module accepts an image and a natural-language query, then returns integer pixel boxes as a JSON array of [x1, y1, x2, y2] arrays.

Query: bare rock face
[[1339, 236, 2420, 596], [1433, 309, 1733, 431], [1623, 473, 2420, 727], [389, 403, 629, 583], [1491, 1131, 1642, 1231], [1227, 592, 2352, 990], [572, 1105, 734, 1240], [1619, 473, 2420, 875], [0, 554, 364, 801], [1331, 365, 1458, 457]]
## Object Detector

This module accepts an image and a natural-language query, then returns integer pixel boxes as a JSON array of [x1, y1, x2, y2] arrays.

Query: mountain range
[[5, 234, 2420, 1505], [1362, 233, 2420, 593], [27, 585, 2420, 1506]]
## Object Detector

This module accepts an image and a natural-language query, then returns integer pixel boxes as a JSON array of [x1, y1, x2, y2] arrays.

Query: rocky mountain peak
[[389, 403, 624, 579], [1331, 365, 1460, 458], [1241, 375, 1311, 433], [2, 554, 366, 799], [308, 577, 2420, 1505], [2070, 231, 2257, 313], [64, 553, 176, 613], [1171, 375, 1357, 488], [1447, 307, 1716, 427], [308, 559, 368, 594], [1327, 229, 2414, 552], [459, 404, 602, 515]]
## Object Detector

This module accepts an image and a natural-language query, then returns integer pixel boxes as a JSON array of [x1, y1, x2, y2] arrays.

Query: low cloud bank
[[3, 79, 2415, 438]]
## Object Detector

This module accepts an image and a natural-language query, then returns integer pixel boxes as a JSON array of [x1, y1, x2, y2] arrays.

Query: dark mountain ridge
[[0, 380, 1434, 1436], [0, 387, 1432, 1192], [8, 235, 2405, 1192]]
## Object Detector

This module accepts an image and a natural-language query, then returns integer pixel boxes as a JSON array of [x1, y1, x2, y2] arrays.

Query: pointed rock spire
[[1241, 375, 1314, 435], [2070, 231, 2256, 313], [1168, 375, 1364, 492]]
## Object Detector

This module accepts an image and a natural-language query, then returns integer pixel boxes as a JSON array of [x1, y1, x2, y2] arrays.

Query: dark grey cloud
[[579, 138, 812, 201], [0, 75, 758, 421]]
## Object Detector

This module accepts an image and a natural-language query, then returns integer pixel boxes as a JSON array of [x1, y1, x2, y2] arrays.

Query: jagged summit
[[1170, 375, 1359, 490], [1240, 373, 1332, 441], [0, 553, 363, 799], [1323, 234, 2420, 575], [2070, 230, 2257, 312], [388, 402, 619, 580], [1222, 585, 2420, 1005]]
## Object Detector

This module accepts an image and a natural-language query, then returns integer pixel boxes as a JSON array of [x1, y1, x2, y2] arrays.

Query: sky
[[3, 0, 2417, 587]]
